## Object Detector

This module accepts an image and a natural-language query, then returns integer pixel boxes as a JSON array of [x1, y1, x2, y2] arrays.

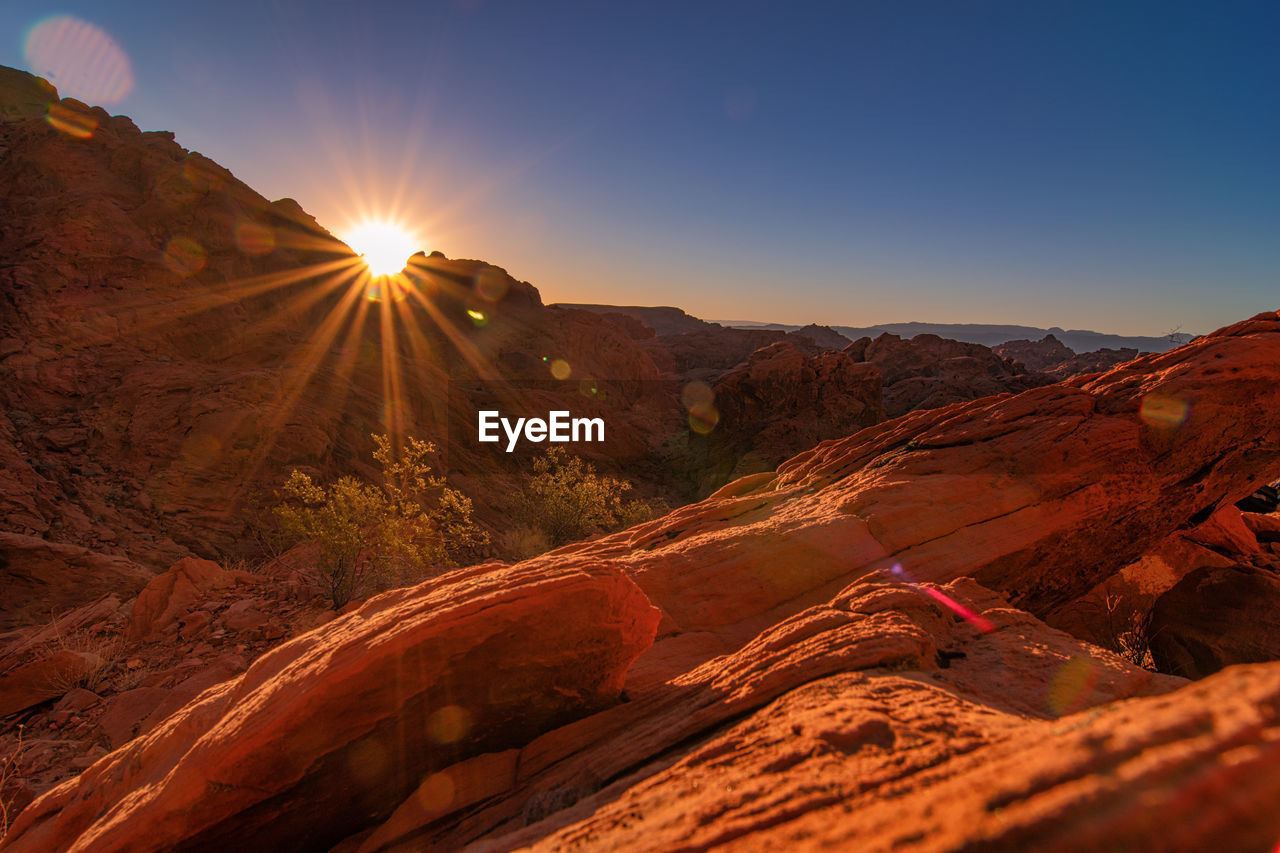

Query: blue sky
[[3, 0, 1277, 335]]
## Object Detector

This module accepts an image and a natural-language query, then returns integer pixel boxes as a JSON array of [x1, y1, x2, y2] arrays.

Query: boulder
[[125, 557, 249, 641], [1182, 505, 1260, 556], [1243, 511, 1280, 544], [0, 650, 102, 717], [0, 533, 150, 632], [2, 561, 659, 852], [97, 687, 170, 748], [1148, 563, 1280, 678]]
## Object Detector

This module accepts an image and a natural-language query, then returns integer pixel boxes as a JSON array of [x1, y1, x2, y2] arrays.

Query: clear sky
[[3, 1, 1276, 336]]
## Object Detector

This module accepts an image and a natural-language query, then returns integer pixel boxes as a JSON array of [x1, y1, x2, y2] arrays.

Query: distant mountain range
[[561, 304, 1197, 355], [717, 321, 1195, 354]]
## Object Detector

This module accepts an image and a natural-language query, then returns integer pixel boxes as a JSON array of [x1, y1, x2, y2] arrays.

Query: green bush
[[272, 434, 486, 607], [514, 447, 661, 549]]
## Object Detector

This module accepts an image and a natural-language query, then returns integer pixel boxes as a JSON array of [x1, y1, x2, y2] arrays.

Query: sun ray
[[323, 278, 376, 421], [223, 264, 371, 508], [401, 265, 500, 382], [378, 278, 408, 443], [54, 256, 364, 352]]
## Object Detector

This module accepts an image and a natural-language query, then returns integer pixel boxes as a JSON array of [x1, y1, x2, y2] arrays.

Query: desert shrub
[[0, 725, 25, 840], [514, 447, 661, 548], [1101, 593, 1156, 671], [271, 434, 486, 607], [497, 524, 554, 562], [39, 624, 120, 694]]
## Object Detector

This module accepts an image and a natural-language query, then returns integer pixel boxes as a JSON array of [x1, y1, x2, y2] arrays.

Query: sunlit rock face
[[6, 311, 1279, 852], [1, 561, 659, 852]]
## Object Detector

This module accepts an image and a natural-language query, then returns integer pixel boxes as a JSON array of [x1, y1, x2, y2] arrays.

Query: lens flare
[[1048, 656, 1099, 716], [343, 220, 420, 277], [24, 15, 134, 105], [889, 564, 996, 633], [1140, 393, 1190, 428], [414, 771, 456, 813], [473, 266, 509, 302], [163, 236, 206, 277], [427, 705, 473, 744], [45, 100, 97, 139], [683, 381, 719, 434], [234, 220, 276, 256], [364, 274, 411, 303], [550, 359, 571, 380]]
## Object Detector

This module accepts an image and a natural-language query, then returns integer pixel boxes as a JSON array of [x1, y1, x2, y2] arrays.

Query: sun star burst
[[343, 220, 420, 277]]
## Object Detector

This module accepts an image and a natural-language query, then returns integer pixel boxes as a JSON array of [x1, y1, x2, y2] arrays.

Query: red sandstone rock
[[993, 333, 1077, 371], [1148, 563, 1280, 678], [0, 650, 102, 717], [97, 687, 170, 748], [1243, 511, 1280, 543], [125, 557, 254, 642], [1, 561, 658, 852], [707, 341, 883, 481], [0, 532, 151, 631], [1043, 530, 1235, 650], [5, 310, 1280, 850], [5, 63, 1280, 853], [492, 662, 1280, 853], [846, 332, 1051, 416], [363, 577, 1177, 852], [1183, 505, 1261, 556]]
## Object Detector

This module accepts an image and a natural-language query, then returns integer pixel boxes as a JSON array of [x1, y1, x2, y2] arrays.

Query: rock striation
[[2, 562, 658, 852]]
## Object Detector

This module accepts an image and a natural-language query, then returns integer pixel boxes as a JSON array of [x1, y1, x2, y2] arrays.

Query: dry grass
[[498, 524, 553, 561], [113, 665, 151, 692], [0, 725, 25, 840], [41, 625, 121, 694], [1101, 593, 1156, 671]]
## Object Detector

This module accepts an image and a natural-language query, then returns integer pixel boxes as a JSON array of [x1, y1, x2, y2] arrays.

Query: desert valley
[[2, 57, 1280, 853]]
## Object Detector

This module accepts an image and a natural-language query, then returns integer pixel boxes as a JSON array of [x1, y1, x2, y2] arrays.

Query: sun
[[342, 220, 421, 277]]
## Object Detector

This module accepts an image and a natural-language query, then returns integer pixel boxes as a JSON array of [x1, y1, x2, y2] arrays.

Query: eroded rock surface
[[2, 562, 658, 852]]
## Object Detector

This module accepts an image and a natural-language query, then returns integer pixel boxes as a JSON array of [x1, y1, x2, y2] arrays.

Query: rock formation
[[694, 341, 883, 485], [0, 64, 686, 585], [995, 334, 1145, 378], [843, 332, 1051, 417], [4, 311, 1279, 851]]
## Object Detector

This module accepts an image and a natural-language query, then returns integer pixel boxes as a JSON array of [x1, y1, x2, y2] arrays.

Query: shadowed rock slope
[[5, 311, 1279, 852]]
